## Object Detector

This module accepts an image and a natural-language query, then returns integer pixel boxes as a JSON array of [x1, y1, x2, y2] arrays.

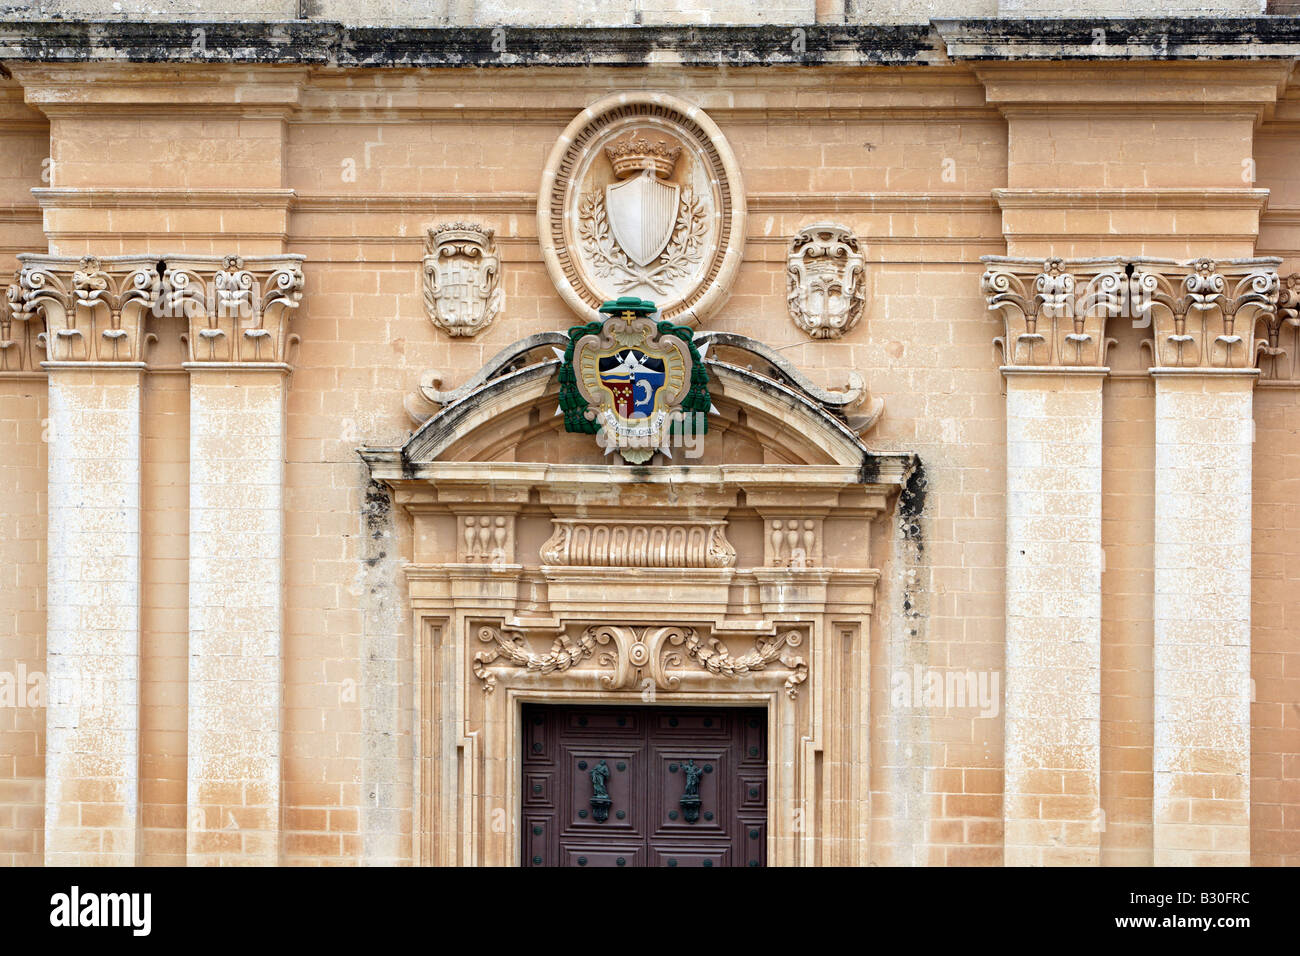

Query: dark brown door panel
[[562, 844, 644, 867], [561, 746, 642, 834], [521, 704, 767, 867]]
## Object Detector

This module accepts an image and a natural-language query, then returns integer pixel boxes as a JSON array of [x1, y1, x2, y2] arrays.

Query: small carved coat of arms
[[787, 222, 866, 339], [423, 222, 502, 337], [558, 296, 711, 464]]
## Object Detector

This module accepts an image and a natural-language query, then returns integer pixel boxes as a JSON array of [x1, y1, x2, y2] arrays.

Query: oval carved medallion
[[538, 92, 746, 326]]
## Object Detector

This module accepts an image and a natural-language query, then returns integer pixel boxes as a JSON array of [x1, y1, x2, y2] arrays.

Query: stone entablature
[[982, 255, 1289, 374], [5, 253, 305, 370]]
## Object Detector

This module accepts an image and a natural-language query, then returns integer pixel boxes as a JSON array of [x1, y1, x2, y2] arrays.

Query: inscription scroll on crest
[[423, 223, 502, 337], [539, 91, 745, 326]]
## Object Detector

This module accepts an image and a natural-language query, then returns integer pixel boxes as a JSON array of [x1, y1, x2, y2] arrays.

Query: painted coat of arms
[[558, 296, 711, 464]]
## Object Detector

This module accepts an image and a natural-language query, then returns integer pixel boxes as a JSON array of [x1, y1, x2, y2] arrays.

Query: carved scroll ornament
[[473, 624, 808, 699]]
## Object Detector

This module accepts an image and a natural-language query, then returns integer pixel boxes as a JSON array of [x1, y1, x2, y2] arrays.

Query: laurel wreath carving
[[472, 626, 598, 693], [578, 189, 708, 295], [673, 628, 808, 700]]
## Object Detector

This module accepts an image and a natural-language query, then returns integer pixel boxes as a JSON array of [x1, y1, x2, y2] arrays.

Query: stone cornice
[[992, 188, 1271, 211], [0, 19, 1297, 69], [8, 63, 310, 116], [935, 18, 1300, 62], [32, 187, 297, 209], [970, 60, 1293, 116]]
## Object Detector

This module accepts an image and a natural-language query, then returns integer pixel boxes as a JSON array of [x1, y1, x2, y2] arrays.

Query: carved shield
[[432, 257, 480, 326], [423, 224, 501, 337], [605, 174, 680, 267]]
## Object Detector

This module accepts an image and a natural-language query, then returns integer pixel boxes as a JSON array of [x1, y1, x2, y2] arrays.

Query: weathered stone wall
[[0, 20, 1296, 866], [0, 0, 1268, 24]]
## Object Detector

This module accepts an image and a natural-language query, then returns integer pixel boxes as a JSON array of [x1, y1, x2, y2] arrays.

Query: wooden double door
[[521, 704, 768, 867]]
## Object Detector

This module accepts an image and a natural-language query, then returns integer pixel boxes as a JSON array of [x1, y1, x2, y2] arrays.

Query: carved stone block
[[457, 514, 515, 564]]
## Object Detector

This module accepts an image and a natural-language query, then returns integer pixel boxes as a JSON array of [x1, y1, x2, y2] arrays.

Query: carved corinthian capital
[[7, 253, 306, 368], [1259, 274, 1300, 384], [176, 255, 306, 365], [981, 255, 1282, 373], [9, 255, 155, 365]]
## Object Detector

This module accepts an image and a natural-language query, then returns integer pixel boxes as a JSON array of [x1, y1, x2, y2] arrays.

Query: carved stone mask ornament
[[787, 222, 866, 339]]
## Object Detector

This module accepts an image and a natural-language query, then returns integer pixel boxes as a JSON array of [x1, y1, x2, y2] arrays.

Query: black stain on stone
[[858, 452, 881, 485], [363, 480, 392, 542], [1, 18, 1296, 69], [899, 458, 927, 554]]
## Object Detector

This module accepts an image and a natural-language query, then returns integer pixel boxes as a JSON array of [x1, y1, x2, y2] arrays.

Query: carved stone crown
[[427, 222, 495, 255], [604, 136, 681, 180]]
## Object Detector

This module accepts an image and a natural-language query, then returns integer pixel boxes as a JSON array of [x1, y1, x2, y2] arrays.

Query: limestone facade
[[0, 11, 1298, 867]]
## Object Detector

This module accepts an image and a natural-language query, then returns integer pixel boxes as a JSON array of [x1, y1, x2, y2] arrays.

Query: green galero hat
[[598, 297, 657, 316]]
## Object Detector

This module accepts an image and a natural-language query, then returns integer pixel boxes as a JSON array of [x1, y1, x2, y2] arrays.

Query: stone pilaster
[[1141, 258, 1274, 866], [182, 255, 303, 866], [985, 254, 1279, 866], [1002, 369, 1105, 865], [1151, 370, 1254, 865], [11, 256, 156, 865], [984, 257, 1112, 865]]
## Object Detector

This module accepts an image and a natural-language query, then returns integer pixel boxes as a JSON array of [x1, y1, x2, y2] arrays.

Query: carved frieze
[[473, 626, 598, 693], [472, 623, 808, 699], [540, 517, 735, 568], [538, 91, 745, 325], [423, 223, 502, 337], [786, 223, 866, 339]]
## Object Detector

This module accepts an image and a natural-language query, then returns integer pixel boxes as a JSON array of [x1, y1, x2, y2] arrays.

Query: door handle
[[589, 760, 612, 822], [678, 759, 704, 823]]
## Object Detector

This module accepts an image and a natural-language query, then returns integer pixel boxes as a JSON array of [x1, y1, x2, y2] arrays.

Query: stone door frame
[[374, 461, 911, 867]]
